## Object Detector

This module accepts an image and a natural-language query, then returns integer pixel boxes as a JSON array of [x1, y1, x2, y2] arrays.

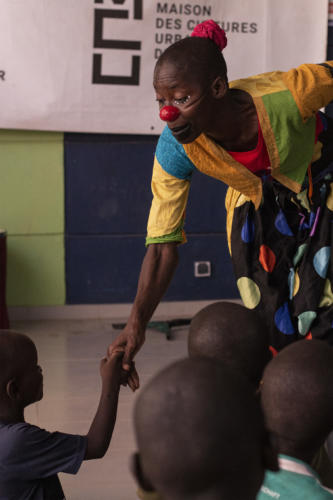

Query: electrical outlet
[[194, 261, 211, 277]]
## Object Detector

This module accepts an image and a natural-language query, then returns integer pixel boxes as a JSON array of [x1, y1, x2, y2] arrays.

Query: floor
[[12, 318, 189, 500]]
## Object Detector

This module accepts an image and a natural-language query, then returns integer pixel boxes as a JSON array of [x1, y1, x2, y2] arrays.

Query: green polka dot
[[293, 244, 308, 267], [296, 190, 311, 213], [237, 277, 261, 309], [298, 311, 317, 336], [319, 279, 333, 308]]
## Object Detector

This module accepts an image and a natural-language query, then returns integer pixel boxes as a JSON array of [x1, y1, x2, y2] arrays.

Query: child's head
[[261, 339, 333, 462], [0, 331, 43, 412], [188, 301, 271, 387], [133, 357, 277, 500]]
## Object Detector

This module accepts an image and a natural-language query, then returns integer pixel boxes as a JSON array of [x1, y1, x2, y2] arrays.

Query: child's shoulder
[[0, 421, 50, 452], [0, 421, 44, 434], [0, 421, 38, 435]]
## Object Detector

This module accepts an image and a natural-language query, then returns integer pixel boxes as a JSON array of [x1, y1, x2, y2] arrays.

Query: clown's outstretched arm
[[108, 242, 178, 377]]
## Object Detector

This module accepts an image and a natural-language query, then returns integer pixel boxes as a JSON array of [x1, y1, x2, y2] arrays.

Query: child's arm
[[84, 350, 123, 460]]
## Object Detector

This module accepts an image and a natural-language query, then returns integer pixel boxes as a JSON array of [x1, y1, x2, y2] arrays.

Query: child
[[132, 357, 278, 500], [0, 331, 123, 499], [189, 302, 333, 489], [135, 302, 273, 500], [188, 301, 271, 388], [259, 340, 333, 499]]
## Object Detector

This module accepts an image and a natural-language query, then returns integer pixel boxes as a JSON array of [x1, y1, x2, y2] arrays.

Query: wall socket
[[194, 261, 211, 278]]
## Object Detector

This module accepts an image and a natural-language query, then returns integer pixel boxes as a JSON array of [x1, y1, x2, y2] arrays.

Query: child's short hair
[[0, 330, 37, 383], [134, 357, 271, 499], [188, 301, 271, 387], [261, 339, 333, 456]]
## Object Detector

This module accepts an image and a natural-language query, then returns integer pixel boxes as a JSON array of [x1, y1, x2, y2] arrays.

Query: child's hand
[[120, 362, 140, 392], [99, 348, 124, 387]]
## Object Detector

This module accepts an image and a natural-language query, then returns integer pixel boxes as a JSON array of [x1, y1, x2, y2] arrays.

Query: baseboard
[[8, 299, 242, 322]]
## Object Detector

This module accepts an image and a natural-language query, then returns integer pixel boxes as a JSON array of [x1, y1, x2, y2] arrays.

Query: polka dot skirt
[[231, 172, 333, 351]]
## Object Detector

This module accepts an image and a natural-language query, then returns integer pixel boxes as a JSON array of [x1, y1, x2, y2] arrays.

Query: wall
[[64, 132, 238, 303], [0, 131, 65, 306], [3, 28, 332, 308], [0, 131, 237, 306]]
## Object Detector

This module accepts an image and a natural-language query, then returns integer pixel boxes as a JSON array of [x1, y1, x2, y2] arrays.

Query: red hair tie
[[191, 20, 227, 51]]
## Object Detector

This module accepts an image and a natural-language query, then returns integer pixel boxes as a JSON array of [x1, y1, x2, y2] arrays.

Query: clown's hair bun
[[191, 20, 227, 51]]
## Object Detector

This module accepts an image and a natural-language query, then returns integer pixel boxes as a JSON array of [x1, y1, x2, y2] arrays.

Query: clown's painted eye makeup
[[173, 95, 191, 105], [156, 98, 164, 107]]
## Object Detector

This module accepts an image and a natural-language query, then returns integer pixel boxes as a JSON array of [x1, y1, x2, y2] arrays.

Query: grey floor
[[13, 319, 189, 500]]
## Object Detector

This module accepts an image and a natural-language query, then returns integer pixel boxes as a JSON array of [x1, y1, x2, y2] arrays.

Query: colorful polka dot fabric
[[231, 115, 333, 350]]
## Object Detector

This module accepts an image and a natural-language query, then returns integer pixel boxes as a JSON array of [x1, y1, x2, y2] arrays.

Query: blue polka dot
[[274, 302, 295, 335], [313, 247, 330, 278], [300, 211, 315, 231], [275, 210, 293, 236], [288, 268, 295, 300], [241, 215, 255, 243]]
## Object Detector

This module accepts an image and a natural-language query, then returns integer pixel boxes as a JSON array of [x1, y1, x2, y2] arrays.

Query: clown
[[109, 20, 333, 380]]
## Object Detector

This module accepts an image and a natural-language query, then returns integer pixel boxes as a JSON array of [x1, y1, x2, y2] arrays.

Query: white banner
[[0, 0, 329, 134]]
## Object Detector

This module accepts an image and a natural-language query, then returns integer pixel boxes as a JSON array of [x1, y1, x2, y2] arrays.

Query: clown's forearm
[[129, 242, 179, 331], [108, 243, 179, 370]]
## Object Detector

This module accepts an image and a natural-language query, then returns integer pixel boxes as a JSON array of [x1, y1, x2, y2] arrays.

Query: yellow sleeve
[[225, 187, 252, 256], [283, 61, 333, 121], [146, 157, 191, 245]]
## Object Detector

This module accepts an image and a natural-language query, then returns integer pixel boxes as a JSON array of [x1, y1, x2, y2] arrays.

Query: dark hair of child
[[188, 301, 271, 388]]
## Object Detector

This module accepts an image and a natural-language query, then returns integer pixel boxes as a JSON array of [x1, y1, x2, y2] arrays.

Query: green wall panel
[[7, 234, 65, 306], [0, 130, 65, 306], [0, 130, 64, 235]]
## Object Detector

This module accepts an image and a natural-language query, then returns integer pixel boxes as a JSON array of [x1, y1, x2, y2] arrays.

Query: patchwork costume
[[146, 62, 333, 350]]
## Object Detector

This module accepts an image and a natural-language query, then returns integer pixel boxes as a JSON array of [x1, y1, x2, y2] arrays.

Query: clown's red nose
[[159, 106, 180, 122]]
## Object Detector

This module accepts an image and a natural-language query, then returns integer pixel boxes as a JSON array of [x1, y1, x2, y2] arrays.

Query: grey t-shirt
[[0, 421, 87, 500]]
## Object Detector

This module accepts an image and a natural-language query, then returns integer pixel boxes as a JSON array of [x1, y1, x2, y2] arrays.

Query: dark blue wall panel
[[66, 235, 146, 303], [186, 171, 227, 233], [65, 135, 157, 235], [65, 134, 227, 236], [165, 235, 238, 301], [64, 133, 236, 304], [328, 26, 333, 57], [66, 234, 238, 304]]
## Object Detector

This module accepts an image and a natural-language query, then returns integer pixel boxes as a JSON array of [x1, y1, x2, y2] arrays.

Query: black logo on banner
[[92, 0, 142, 85], [0, 71, 5, 81]]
